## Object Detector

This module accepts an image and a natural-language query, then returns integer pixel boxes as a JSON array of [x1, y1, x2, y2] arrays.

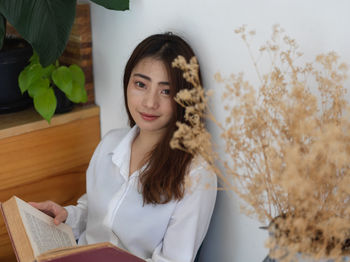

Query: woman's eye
[[161, 89, 171, 95], [135, 81, 145, 88]]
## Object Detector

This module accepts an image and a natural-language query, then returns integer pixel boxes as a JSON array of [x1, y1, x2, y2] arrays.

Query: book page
[[15, 197, 77, 257]]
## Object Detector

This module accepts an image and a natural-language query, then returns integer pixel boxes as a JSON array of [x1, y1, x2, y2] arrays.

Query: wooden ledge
[[0, 105, 100, 140]]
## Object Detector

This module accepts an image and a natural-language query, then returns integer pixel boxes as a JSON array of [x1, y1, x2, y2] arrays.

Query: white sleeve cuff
[[64, 195, 88, 240]]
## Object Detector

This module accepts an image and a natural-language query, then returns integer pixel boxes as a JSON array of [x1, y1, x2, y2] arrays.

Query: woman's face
[[127, 57, 176, 136]]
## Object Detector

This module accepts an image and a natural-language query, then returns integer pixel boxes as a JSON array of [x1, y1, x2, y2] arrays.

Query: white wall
[[90, 1, 350, 261]]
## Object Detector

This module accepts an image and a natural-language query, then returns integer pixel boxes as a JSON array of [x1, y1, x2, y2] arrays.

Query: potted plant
[[19, 52, 87, 123], [0, 0, 129, 114], [171, 25, 350, 261]]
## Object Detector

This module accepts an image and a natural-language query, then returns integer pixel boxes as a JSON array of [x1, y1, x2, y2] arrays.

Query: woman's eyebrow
[[133, 73, 170, 86], [159, 81, 170, 86], [133, 73, 151, 81]]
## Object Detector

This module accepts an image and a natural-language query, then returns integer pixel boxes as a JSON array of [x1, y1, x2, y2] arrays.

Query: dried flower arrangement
[[171, 25, 350, 261]]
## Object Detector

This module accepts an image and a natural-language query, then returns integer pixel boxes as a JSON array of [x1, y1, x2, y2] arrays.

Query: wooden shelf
[[0, 104, 101, 262], [0, 104, 100, 139]]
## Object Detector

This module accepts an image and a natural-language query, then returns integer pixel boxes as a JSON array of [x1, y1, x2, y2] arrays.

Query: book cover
[[36, 242, 145, 262]]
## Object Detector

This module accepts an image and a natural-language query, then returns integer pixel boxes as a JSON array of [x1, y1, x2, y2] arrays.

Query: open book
[[0, 196, 145, 262]]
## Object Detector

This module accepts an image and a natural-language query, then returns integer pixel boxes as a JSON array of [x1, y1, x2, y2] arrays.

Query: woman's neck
[[129, 129, 163, 176], [133, 129, 163, 153]]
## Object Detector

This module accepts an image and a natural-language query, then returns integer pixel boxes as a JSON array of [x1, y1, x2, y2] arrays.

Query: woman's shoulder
[[98, 127, 130, 152], [102, 127, 130, 141], [185, 156, 217, 191]]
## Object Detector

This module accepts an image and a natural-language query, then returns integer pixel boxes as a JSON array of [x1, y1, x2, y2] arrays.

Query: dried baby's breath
[[171, 57, 230, 189], [171, 25, 350, 261]]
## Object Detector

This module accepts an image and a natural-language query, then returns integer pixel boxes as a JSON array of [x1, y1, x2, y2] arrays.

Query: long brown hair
[[123, 33, 202, 204]]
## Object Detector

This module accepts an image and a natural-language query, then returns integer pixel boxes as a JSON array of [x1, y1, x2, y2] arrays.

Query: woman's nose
[[142, 90, 159, 109]]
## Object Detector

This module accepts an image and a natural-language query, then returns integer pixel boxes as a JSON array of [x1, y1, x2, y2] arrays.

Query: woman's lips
[[140, 112, 159, 121]]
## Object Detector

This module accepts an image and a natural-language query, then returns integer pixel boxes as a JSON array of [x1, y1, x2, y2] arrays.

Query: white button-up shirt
[[65, 126, 217, 262]]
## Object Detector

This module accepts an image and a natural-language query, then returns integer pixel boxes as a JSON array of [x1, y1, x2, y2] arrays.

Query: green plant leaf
[[33, 86, 56, 123], [69, 65, 85, 86], [90, 0, 129, 10], [29, 52, 40, 65], [67, 65, 87, 103], [0, 1, 77, 66], [18, 64, 44, 94], [28, 78, 50, 98], [52, 66, 73, 95], [67, 81, 88, 103], [0, 14, 5, 49], [42, 64, 56, 79]]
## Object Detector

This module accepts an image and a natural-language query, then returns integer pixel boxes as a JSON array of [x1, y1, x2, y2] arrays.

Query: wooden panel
[[0, 114, 100, 190], [60, 4, 94, 105], [0, 106, 100, 262]]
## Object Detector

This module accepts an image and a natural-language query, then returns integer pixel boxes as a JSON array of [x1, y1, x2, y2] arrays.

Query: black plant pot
[[54, 87, 74, 114], [0, 38, 33, 113]]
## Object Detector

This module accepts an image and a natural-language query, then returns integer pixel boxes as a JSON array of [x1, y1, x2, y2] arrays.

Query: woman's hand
[[29, 201, 68, 225]]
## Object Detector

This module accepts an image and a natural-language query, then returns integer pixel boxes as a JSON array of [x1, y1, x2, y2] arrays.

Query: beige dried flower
[[171, 25, 350, 261]]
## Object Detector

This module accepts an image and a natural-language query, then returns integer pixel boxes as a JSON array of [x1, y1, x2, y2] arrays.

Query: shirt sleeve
[[146, 164, 217, 262], [65, 194, 88, 239]]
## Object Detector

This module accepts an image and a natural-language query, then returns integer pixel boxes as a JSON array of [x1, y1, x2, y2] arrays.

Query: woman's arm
[[147, 165, 217, 262]]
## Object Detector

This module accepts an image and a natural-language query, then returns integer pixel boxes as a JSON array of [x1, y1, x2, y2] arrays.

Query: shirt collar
[[110, 125, 139, 179]]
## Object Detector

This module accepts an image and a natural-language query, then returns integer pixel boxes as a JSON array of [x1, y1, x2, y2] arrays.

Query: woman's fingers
[[29, 201, 68, 225], [29, 201, 53, 213], [29, 201, 56, 217], [54, 208, 68, 225]]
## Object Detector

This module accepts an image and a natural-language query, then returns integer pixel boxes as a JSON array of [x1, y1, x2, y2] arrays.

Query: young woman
[[30, 33, 217, 262]]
